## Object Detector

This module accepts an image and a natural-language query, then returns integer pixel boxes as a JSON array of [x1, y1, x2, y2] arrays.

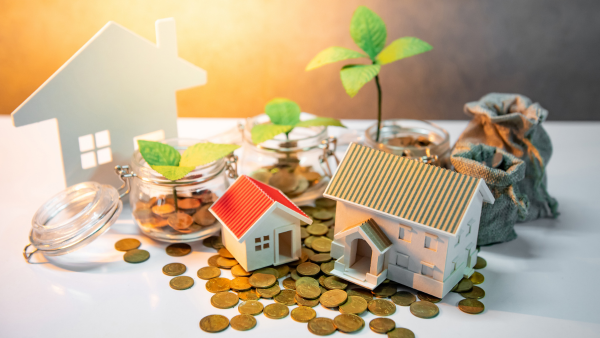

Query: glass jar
[[364, 119, 450, 167], [124, 138, 237, 243], [240, 113, 339, 206]]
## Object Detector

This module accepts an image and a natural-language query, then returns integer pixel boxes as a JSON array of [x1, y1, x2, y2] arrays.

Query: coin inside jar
[[238, 300, 264, 315], [178, 198, 200, 210], [367, 299, 396, 316], [193, 204, 216, 226], [169, 276, 194, 290], [391, 291, 416, 306], [206, 277, 231, 293], [334, 314, 364, 333], [152, 204, 175, 217], [162, 263, 186, 276], [165, 243, 192, 257], [230, 314, 256, 331], [114, 238, 141, 251], [409, 301, 439, 318], [263, 303, 290, 319], [274, 289, 297, 306], [320, 289, 347, 308], [297, 262, 321, 277], [458, 298, 485, 314], [123, 249, 150, 263], [199, 314, 229, 333], [291, 306, 317, 323], [369, 317, 396, 334], [307, 317, 336, 336], [388, 327, 416, 338], [167, 212, 193, 230], [248, 273, 277, 289], [339, 295, 368, 315], [197, 266, 221, 280]]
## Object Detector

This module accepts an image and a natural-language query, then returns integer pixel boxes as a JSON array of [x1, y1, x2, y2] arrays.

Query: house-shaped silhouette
[[325, 143, 494, 298], [11, 18, 206, 188]]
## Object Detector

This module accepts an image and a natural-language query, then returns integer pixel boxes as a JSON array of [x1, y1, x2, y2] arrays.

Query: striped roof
[[337, 218, 392, 253], [324, 143, 481, 235], [210, 175, 310, 241]]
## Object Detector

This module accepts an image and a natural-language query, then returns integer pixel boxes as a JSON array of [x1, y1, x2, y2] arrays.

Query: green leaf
[[295, 117, 346, 128], [137, 140, 180, 166], [265, 98, 301, 125], [376, 37, 433, 65], [251, 123, 294, 144], [180, 142, 240, 167], [350, 6, 387, 60], [306, 47, 367, 71], [150, 165, 196, 181], [340, 64, 381, 98]]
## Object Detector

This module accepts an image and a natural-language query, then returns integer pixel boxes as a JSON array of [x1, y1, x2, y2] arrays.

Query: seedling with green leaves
[[251, 98, 345, 145], [306, 6, 432, 142]]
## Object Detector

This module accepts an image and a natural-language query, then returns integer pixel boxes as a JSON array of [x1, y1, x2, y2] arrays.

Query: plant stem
[[173, 186, 178, 212], [374, 74, 383, 143]]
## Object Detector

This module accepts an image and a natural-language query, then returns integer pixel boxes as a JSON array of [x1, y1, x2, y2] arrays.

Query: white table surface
[[0, 116, 599, 337]]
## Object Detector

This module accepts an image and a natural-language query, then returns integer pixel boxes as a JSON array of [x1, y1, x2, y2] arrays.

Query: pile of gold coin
[[387, 135, 433, 148], [115, 238, 150, 264], [250, 162, 323, 198]]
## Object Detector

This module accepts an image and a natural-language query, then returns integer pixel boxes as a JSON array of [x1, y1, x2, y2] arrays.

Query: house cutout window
[[398, 224, 412, 242], [263, 243, 270, 249], [396, 252, 409, 268], [424, 233, 438, 252], [255, 245, 262, 251], [455, 231, 462, 247], [78, 130, 112, 169], [255, 235, 270, 250], [452, 256, 459, 272], [466, 219, 475, 235], [421, 261, 434, 278], [255, 238, 261, 243]]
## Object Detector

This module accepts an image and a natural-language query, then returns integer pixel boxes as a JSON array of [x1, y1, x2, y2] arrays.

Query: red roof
[[210, 175, 309, 241]]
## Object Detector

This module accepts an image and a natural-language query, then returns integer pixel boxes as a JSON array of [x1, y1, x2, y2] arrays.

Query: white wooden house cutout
[[11, 18, 206, 188], [210, 175, 312, 272], [325, 143, 494, 298]]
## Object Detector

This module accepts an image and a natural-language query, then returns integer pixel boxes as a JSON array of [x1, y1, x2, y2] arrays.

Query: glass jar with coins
[[124, 138, 238, 243], [364, 119, 450, 168], [240, 113, 339, 206]]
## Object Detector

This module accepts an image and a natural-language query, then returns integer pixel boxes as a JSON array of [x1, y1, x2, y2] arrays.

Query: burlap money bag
[[452, 143, 528, 245], [458, 93, 559, 222]]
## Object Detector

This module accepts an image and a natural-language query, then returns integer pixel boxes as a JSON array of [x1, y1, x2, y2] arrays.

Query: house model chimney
[[155, 18, 178, 56]]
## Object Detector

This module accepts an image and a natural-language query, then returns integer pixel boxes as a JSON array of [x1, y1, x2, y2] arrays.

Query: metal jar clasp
[[319, 136, 340, 178]]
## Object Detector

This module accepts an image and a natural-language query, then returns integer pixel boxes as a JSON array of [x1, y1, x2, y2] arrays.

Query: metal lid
[[26, 182, 122, 259]]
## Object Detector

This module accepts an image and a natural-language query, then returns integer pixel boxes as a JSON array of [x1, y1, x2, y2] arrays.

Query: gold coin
[[369, 318, 395, 334], [373, 284, 397, 298], [256, 284, 281, 299], [162, 263, 186, 276], [211, 236, 224, 249], [169, 276, 194, 290], [238, 300, 264, 315], [218, 247, 234, 258], [318, 275, 327, 287], [301, 227, 309, 239], [291, 306, 316, 323], [347, 288, 374, 303], [217, 257, 238, 269], [254, 267, 279, 279], [288, 175, 309, 197], [123, 249, 150, 263], [304, 236, 319, 249], [460, 286, 485, 299], [391, 291, 416, 306], [230, 277, 252, 291], [470, 271, 484, 284], [296, 277, 321, 299], [326, 228, 334, 239], [334, 314, 364, 333], [410, 301, 439, 318], [282, 277, 296, 290], [232, 264, 252, 277], [320, 289, 347, 308], [474, 256, 487, 269], [264, 303, 290, 319], [211, 291, 239, 309], [295, 293, 320, 307], [307, 317, 336, 336], [417, 292, 441, 303], [339, 295, 368, 315], [238, 289, 260, 301], [274, 289, 297, 306], [178, 198, 200, 210], [206, 277, 231, 293], [388, 328, 415, 338], [323, 276, 348, 290], [199, 314, 229, 333], [269, 169, 298, 193], [152, 204, 175, 217], [458, 298, 485, 314], [452, 277, 473, 293], [114, 238, 141, 251], [203, 236, 218, 249], [315, 198, 336, 208], [368, 299, 397, 316], [275, 265, 290, 279], [208, 255, 220, 267], [167, 212, 193, 230], [320, 286, 328, 295], [312, 237, 333, 253], [302, 247, 316, 257], [307, 223, 329, 236], [229, 314, 256, 331], [297, 262, 321, 277], [248, 273, 277, 288], [197, 266, 221, 280], [165, 243, 191, 257], [321, 261, 335, 275], [313, 210, 334, 221], [291, 269, 301, 281], [310, 253, 331, 263]]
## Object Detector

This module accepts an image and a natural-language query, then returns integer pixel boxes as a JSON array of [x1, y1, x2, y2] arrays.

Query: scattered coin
[[254, 267, 279, 278], [211, 291, 239, 309], [123, 249, 150, 263], [312, 237, 333, 253], [304, 236, 319, 249], [282, 277, 296, 290], [307, 317, 337, 336], [166, 243, 191, 257], [417, 292, 441, 303], [169, 276, 194, 290], [295, 293, 320, 307], [297, 262, 321, 277], [320, 289, 348, 308], [230, 277, 252, 291], [315, 197, 336, 208], [217, 257, 238, 269], [291, 306, 317, 323], [206, 277, 231, 293], [334, 314, 364, 333], [347, 288, 374, 302], [321, 261, 335, 275], [296, 277, 321, 299], [410, 301, 439, 318], [232, 264, 252, 277], [274, 289, 297, 306], [309, 253, 331, 263], [238, 300, 264, 315], [238, 289, 260, 301], [199, 314, 229, 333], [373, 284, 397, 298], [203, 236, 217, 248], [218, 247, 234, 259], [249, 273, 277, 288], [368, 299, 396, 316], [301, 228, 309, 239], [339, 295, 368, 315], [452, 277, 473, 293], [264, 303, 290, 319], [369, 318, 396, 334], [474, 256, 487, 269], [458, 298, 485, 314], [388, 328, 415, 338], [391, 291, 416, 306], [162, 263, 186, 276], [470, 271, 485, 284], [230, 314, 256, 331], [323, 276, 348, 290], [197, 266, 221, 280], [211, 236, 224, 249], [275, 264, 290, 278], [256, 284, 281, 299], [307, 223, 329, 236], [207, 255, 220, 267], [460, 286, 485, 299], [313, 210, 334, 221], [114, 238, 141, 251]]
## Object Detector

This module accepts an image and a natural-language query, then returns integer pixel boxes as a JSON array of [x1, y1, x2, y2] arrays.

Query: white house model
[[325, 143, 494, 298], [11, 18, 206, 188], [210, 175, 313, 272]]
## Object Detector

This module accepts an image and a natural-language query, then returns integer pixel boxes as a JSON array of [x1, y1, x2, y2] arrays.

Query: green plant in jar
[[306, 6, 433, 142]]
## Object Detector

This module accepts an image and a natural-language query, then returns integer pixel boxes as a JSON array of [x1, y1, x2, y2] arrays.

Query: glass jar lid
[[28, 181, 123, 257]]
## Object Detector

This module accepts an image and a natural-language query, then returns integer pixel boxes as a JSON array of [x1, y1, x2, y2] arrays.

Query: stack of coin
[[250, 163, 324, 199], [115, 238, 150, 264]]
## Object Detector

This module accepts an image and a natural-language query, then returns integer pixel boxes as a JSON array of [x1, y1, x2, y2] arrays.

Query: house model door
[[274, 224, 296, 265]]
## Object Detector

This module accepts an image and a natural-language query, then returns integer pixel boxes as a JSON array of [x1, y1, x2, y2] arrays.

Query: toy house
[[325, 143, 494, 298], [11, 18, 206, 188], [210, 175, 312, 271]]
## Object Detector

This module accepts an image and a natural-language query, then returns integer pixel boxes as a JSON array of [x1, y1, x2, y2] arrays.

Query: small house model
[[210, 175, 312, 271], [325, 143, 494, 298]]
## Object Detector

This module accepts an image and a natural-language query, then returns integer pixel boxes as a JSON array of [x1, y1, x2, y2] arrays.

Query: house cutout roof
[[325, 143, 494, 235], [210, 175, 311, 242], [336, 218, 392, 254]]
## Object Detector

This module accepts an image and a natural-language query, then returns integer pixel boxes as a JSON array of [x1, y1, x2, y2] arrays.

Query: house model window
[[78, 130, 112, 169], [424, 233, 438, 251], [455, 230, 462, 247], [421, 261, 434, 277], [254, 236, 271, 251], [398, 224, 412, 242], [396, 252, 409, 268]]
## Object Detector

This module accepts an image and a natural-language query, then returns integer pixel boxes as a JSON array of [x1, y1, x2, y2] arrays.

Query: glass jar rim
[[364, 119, 450, 154]]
